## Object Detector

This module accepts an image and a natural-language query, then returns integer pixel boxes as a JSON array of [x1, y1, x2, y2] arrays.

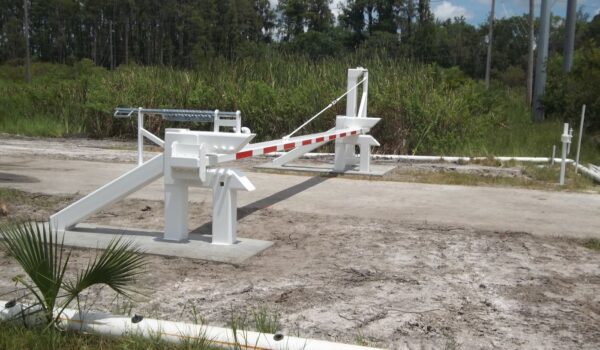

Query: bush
[[0, 55, 543, 157], [544, 47, 600, 132]]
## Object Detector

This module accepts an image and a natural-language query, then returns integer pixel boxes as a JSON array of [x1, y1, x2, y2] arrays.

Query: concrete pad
[[254, 162, 395, 178], [43, 223, 272, 264]]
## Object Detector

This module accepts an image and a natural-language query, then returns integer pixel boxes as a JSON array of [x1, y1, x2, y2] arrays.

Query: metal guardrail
[[113, 108, 238, 122]]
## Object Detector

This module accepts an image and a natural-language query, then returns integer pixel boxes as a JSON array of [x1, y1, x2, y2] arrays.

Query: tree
[[414, 0, 435, 61], [254, 0, 276, 42], [278, 0, 308, 40], [306, 0, 333, 32]]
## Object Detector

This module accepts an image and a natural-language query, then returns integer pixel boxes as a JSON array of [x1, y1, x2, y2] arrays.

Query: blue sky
[[268, 1, 600, 26], [426, 0, 600, 25]]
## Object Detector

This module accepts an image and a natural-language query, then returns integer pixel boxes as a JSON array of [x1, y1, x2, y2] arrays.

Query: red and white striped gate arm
[[216, 127, 362, 163]]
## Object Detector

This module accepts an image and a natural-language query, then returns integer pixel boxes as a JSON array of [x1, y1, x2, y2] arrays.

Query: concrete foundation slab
[[40, 223, 273, 264], [254, 162, 395, 178]]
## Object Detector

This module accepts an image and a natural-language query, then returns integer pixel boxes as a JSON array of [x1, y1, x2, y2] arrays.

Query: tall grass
[[0, 55, 598, 163], [0, 323, 220, 350]]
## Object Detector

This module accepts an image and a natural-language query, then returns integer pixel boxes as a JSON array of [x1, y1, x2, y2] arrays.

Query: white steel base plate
[[41, 223, 272, 264]]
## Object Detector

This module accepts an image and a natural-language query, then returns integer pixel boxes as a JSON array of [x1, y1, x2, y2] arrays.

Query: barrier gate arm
[[212, 127, 362, 164]]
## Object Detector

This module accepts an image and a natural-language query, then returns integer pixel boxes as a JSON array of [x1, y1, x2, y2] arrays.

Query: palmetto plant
[[0, 221, 146, 328]]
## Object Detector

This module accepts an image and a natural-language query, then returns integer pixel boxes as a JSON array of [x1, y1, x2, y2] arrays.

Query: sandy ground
[[0, 136, 599, 349]]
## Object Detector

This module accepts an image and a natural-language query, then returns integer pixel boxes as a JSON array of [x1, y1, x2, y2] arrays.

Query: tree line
[[1, 0, 599, 83]]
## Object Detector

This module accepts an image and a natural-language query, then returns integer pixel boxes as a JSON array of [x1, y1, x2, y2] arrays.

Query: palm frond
[[0, 222, 70, 322], [0, 221, 146, 328], [63, 237, 146, 303]]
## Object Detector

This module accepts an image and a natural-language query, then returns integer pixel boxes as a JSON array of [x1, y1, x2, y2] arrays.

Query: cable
[[285, 76, 367, 139]]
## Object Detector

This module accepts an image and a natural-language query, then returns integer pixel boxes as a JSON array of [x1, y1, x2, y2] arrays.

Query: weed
[[583, 239, 600, 252], [0, 322, 219, 349], [355, 330, 370, 346], [252, 306, 280, 334]]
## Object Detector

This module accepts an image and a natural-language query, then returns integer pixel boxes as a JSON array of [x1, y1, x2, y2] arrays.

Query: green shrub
[[544, 47, 600, 132], [2, 55, 597, 163]]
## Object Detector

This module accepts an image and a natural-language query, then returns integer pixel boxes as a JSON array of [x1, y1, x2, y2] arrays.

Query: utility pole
[[563, 0, 577, 72], [526, 0, 535, 105], [109, 20, 114, 70], [124, 17, 129, 65], [532, 0, 551, 122], [485, 0, 496, 90], [23, 0, 31, 83]]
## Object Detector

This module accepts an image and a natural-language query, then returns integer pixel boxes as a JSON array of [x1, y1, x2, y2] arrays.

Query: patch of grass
[[0, 188, 70, 223], [252, 306, 280, 334], [469, 157, 503, 167], [400, 164, 598, 192], [354, 331, 371, 347], [0, 323, 219, 350], [582, 239, 600, 251], [0, 187, 63, 208], [0, 115, 66, 137]]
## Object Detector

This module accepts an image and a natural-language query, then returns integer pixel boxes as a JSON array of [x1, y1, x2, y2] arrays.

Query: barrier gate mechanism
[[50, 68, 380, 245]]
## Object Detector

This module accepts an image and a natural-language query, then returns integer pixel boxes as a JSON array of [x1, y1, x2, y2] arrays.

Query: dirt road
[[1, 136, 599, 349], [0, 138, 599, 239]]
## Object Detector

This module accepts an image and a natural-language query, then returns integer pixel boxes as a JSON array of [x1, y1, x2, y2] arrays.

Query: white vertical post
[[560, 123, 571, 185], [235, 110, 241, 132], [137, 107, 143, 166], [345, 70, 359, 118], [567, 127, 573, 154], [213, 109, 220, 132], [575, 105, 586, 174], [163, 182, 189, 241], [212, 176, 237, 245], [551, 145, 556, 165], [335, 68, 364, 172], [359, 144, 370, 173], [361, 71, 368, 118]]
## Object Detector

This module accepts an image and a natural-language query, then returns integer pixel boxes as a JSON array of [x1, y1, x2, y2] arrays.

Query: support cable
[[285, 77, 367, 139]]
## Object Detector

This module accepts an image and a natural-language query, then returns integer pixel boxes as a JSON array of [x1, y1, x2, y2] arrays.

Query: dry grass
[[583, 239, 600, 252], [400, 164, 598, 192]]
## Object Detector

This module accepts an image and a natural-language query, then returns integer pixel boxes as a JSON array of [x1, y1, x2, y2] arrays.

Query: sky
[[317, 0, 600, 26], [426, 0, 600, 25]]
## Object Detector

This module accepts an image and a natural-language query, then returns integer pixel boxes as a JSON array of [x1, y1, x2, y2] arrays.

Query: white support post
[[163, 128, 256, 245], [359, 143, 370, 172], [334, 142, 351, 172], [345, 69, 363, 118], [163, 182, 189, 241], [209, 169, 255, 245], [137, 107, 143, 166], [335, 68, 366, 172], [575, 105, 586, 174], [560, 123, 572, 185], [358, 70, 368, 118], [567, 127, 573, 154], [213, 110, 220, 132], [357, 135, 379, 173], [334, 114, 380, 173], [212, 177, 238, 245]]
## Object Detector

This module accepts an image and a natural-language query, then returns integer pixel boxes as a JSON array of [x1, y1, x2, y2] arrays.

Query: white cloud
[[433, 1, 472, 21]]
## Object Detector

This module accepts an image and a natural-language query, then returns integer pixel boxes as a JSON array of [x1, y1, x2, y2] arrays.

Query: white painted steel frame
[[51, 67, 381, 247]]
